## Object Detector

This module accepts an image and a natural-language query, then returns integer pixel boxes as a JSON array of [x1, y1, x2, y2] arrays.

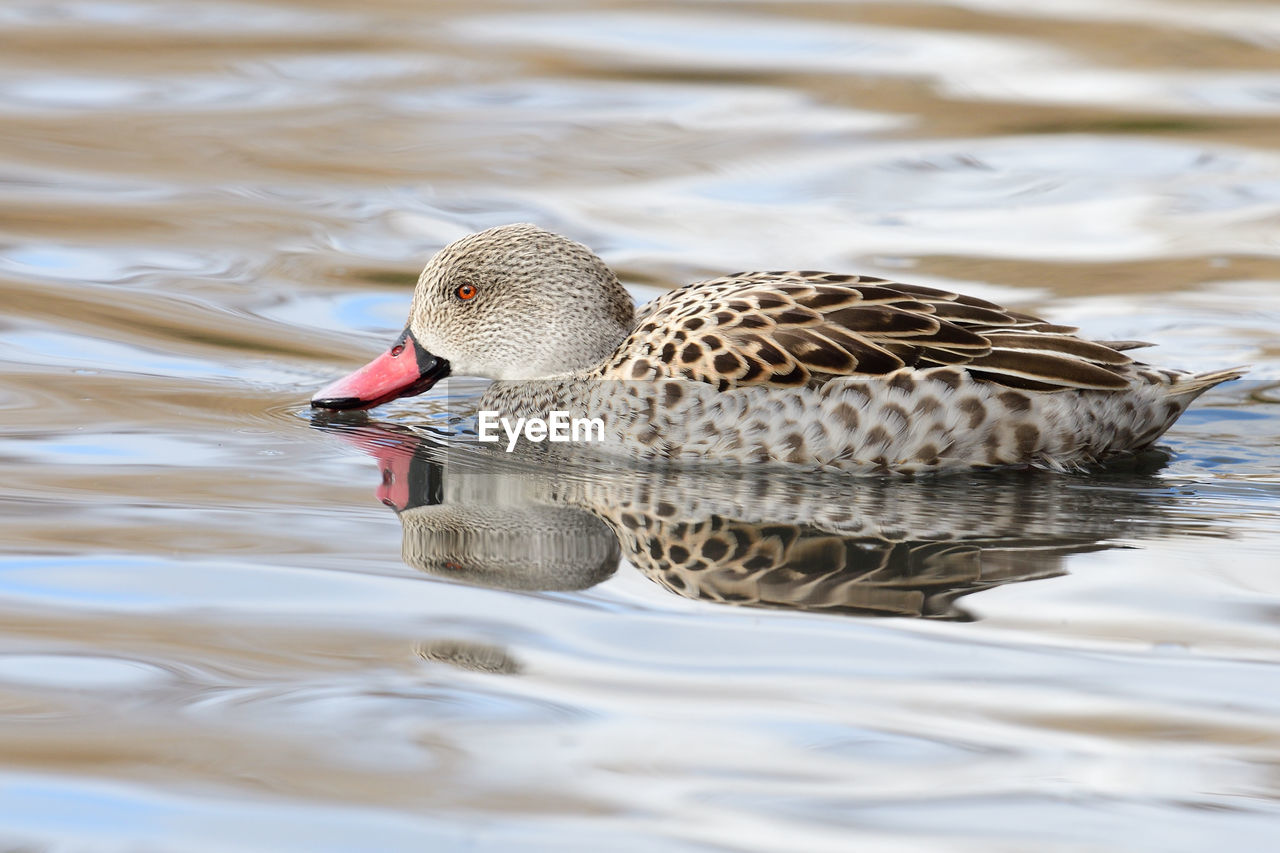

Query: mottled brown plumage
[[604, 273, 1137, 392]]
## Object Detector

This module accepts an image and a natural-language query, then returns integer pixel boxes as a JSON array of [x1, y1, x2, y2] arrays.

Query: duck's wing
[[609, 272, 1136, 392]]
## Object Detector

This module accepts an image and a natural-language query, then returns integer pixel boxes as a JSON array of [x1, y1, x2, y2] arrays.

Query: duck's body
[[313, 224, 1243, 473], [480, 360, 1233, 475]]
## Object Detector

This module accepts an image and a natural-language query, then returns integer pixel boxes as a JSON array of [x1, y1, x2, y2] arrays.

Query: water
[[2, 0, 1280, 850]]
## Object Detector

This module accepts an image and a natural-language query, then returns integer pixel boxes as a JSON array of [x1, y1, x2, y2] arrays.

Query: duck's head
[[312, 224, 634, 410]]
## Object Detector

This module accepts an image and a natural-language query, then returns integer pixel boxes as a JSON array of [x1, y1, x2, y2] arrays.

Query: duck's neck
[[521, 273, 635, 380], [579, 313, 633, 379]]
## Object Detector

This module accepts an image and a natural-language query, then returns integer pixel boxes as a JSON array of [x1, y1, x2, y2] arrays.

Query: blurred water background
[[2, 0, 1280, 850]]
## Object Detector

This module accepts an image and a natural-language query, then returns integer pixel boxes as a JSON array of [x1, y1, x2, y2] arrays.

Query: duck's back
[[601, 272, 1148, 391]]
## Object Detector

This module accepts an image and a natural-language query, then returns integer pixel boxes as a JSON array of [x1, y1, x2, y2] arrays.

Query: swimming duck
[[312, 224, 1243, 473]]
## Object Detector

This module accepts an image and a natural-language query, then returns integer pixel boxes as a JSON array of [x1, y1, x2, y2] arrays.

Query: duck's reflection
[[314, 414, 1218, 620], [416, 639, 523, 675]]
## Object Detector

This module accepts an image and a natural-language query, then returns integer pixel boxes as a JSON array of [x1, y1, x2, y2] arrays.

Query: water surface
[[2, 0, 1280, 850]]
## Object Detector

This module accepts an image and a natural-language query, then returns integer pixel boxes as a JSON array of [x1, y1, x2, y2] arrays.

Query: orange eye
[[455, 284, 477, 301]]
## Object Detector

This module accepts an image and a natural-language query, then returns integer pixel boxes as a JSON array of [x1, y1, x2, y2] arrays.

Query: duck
[[312, 223, 1244, 474]]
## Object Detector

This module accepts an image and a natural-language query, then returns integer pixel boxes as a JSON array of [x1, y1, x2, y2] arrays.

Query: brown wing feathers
[[615, 272, 1135, 392]]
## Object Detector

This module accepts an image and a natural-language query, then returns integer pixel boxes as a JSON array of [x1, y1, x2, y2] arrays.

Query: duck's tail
[[1169, 366, 1248, 398]]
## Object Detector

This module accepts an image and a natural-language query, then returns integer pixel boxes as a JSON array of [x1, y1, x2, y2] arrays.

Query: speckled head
[[312, 224, 635, 410], [409, 224, 634, 379]]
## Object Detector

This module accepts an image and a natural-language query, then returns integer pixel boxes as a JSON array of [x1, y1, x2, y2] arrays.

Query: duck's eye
[[455, 284, 478, 301]]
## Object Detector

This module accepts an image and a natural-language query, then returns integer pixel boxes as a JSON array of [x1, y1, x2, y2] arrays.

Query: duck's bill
[[310, 329, 450, 410]]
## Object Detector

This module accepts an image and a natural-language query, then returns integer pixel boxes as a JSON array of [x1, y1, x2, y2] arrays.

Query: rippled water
[[3, 0, 1280, 850]]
